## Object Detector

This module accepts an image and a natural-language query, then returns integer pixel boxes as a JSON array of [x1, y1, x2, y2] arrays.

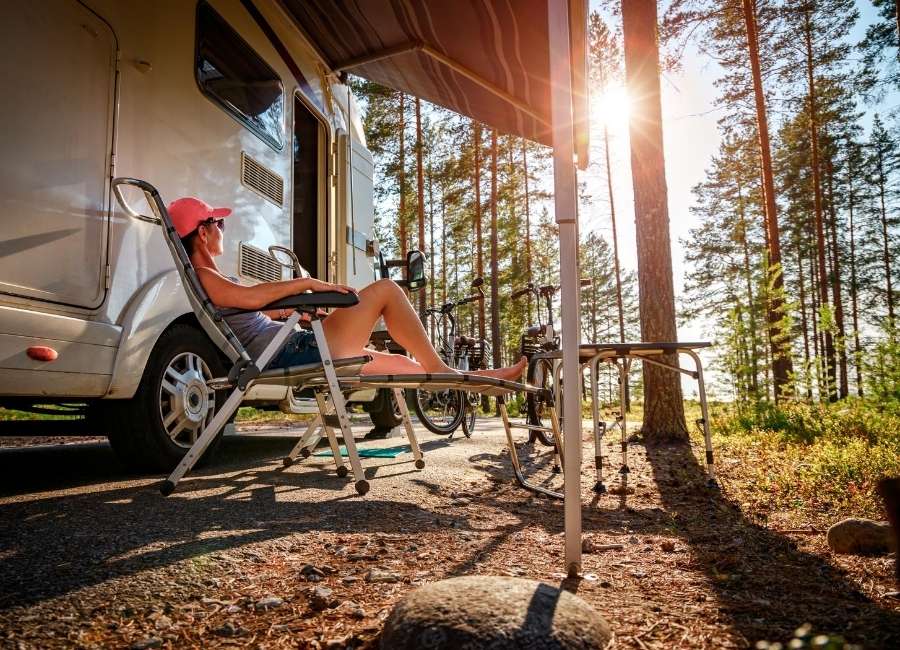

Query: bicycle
[[510, 279, 591, 446], [413, 278, 488, 437]]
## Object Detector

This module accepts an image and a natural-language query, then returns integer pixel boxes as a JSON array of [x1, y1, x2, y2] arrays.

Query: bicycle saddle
[[526, 325, 545, 337], [455, 335, 477, 346]]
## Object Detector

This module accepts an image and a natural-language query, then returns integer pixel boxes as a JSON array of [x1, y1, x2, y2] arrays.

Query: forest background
[[351, 0, 898, 407], [349, 0, 900, 518]]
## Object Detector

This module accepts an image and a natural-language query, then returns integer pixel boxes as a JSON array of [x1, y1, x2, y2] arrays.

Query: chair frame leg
[[310, 319, 369, 495], [617, 358, 631, 476], [161, 311, 303, 496], [392, 388, 425, 469], [283, 414, 323, 466], [498, 395, 563, 500], [590, 356, 606, 493]]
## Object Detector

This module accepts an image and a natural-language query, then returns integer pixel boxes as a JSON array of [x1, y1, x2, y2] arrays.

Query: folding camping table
[[531, 342, 716, 493]]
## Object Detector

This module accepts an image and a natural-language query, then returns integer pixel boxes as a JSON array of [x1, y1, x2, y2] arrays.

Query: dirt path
[[0, 419, 897, 648]]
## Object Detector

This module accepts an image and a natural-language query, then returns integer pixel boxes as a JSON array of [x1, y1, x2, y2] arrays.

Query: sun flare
[[592, 84, 632, 126]]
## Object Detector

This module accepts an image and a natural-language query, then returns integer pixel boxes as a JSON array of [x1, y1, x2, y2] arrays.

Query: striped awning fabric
[[282, 0, 589, 168]]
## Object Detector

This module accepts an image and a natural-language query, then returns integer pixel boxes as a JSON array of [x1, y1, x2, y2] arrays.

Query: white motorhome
[[0, 0, 404, 469]]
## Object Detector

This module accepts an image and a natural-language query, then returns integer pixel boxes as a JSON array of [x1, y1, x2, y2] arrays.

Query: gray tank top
[[222, 277, 283, 359]]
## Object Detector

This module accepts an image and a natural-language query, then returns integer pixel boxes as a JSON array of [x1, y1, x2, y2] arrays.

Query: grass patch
[[706, 400, 900, 519]]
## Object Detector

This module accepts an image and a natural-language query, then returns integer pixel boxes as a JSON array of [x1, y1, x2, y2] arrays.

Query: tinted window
[[195, 1, 284, 149]]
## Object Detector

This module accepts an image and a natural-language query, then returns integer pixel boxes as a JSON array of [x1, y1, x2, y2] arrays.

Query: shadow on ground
[[0, 435, 454, 610], [644, 441, 900, 647]]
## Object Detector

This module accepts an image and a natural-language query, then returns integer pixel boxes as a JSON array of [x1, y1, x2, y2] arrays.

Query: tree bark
[[825, 159, 849, 398], [804, 9, 837, 401], [796, 239, 813, 399], [415, 98, 426, 317], [522, 141, 534, 325], [604, 121, 631, 411], [846, 141, 863, 396], [490, 130, 502, 372], [742, 0, 793, 399], [428, 153, 435, 342], [875, 146, 896, 324], [398, 93, 407, 258], [621, 0, 687, 440], [474, 125, 486, 342]]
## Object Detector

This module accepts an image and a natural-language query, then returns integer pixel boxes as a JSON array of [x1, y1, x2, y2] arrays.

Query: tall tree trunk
[[825, 159, 849, 398], [415, 98, 426, 317], [604, 121, 631, 411], [490, 130, 501, 374], [474, 125, 486, 342], [441, 185, 447, 306], [742, 0, 793, 398], [804, 9, 837, 401], [522, 141, 534, 324], [796, 239, 813, 399], [735, 175, 760, 398], [398, 93, 407, 258], [810, 245, 824, 399], [428, 156, 435, 342], [875, 148, 896, 324], [622, 0, 686, 440], [846, 141, 864, 396]]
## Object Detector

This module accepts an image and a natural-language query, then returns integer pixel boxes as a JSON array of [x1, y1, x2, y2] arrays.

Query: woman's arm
[[196, 268, 354, 310]]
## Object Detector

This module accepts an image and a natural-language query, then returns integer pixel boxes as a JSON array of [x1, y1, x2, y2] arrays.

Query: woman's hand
[[303, 278, 357, 295]]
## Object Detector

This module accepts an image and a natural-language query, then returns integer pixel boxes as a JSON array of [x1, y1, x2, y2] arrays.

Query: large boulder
[[381, 576, 611, 649], [826, 518, 896, 555]]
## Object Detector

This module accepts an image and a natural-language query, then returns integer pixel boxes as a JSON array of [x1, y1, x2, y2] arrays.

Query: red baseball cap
[[168, 197, 232, 237]]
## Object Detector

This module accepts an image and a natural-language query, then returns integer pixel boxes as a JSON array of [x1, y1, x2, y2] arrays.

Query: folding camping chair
[[112, 178, 564, 499]]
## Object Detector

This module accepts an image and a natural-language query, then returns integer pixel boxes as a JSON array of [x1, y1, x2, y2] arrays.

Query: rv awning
[[281, 0, 588, 168]]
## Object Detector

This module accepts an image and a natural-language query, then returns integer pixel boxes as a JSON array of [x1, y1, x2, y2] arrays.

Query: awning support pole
[[547, 0, 582, 578]]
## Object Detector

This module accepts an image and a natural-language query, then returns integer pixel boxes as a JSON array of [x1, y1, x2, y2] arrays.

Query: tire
[[412, 388, 465, 435], [105, 324, 227, 472], [460, 392, 478, 438], [526, 356, 558, 446], [364, 388, 403, 431]]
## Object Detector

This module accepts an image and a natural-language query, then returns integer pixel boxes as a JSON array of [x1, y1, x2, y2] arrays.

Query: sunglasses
[[200, 217, 225, 232]]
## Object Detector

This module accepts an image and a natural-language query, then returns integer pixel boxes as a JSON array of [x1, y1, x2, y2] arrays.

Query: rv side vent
[[239, 242, 283, 283], [240, 152, 284, 206]]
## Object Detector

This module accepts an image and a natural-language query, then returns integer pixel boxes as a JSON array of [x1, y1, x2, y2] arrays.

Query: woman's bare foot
[[471, 356, 527, 382]]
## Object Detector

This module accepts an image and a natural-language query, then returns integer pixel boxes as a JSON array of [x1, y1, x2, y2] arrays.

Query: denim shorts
[[269, 330, 321, 369]]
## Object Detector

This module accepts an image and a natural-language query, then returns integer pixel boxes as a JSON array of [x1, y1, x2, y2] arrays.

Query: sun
[[592, 84, 631, 127]]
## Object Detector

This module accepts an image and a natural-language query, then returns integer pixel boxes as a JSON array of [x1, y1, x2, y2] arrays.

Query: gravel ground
[[0, 419, 898, 649]]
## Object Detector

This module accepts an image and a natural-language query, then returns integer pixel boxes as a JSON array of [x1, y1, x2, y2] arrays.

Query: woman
[[169, 196, 526, 379]]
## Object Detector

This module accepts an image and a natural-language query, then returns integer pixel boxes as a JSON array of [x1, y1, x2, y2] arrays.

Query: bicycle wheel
[[412, 388, 465, 435], [460, 392, 479, 438], [526, 356, 558, 446]]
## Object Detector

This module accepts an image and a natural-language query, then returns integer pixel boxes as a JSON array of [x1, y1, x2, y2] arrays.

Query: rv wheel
[[106, 324, 227, 472]]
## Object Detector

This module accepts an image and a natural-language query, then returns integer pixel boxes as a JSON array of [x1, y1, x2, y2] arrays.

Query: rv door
[[0, 0, 116, 309]]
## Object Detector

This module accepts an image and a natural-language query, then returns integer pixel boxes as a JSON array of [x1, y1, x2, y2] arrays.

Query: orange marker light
[[27, 346, 58, 361]]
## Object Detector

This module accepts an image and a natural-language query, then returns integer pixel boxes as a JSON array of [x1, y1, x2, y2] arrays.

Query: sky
[[577, 0, 899, 397]]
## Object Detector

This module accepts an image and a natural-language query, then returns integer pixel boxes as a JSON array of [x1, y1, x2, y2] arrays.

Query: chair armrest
[[219, 291, 359, 316]]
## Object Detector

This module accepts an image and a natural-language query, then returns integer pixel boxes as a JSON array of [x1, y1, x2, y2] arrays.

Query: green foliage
[[712, 399, 900, 516]]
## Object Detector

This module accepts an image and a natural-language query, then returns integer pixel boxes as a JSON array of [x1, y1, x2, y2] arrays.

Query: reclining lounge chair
[[112, 178, 564, 499]]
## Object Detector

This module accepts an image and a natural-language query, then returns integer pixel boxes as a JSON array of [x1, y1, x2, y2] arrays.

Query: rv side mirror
[[471, 277, 484, 289], [406, 250, 427, 292]]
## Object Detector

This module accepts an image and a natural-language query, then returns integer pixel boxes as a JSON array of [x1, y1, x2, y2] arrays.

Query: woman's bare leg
[[321, 279, 526, 379], [321, 279, 452, 372]]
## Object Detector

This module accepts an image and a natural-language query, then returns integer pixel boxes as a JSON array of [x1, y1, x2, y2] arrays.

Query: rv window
[[195, 1, 284, 150]]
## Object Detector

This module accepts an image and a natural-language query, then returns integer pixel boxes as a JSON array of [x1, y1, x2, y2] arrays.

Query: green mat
[[314, 444, 411, 458]]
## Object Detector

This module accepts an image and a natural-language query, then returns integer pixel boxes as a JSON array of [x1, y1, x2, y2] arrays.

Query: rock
[[153, 615, 172, 631], [341, 576, 359, 585], [309, 586, 338, 611], [130, 638, 162, 650], [826, 518, 896, 555], [366, 568, 401, 584], [660, 540, 676, 553], [255, 596, 284, 611], [381, 576, 611, 650], [301, 564, 326, 582], [343, 601, 366, 619], [225, 605, 241, 614], [213, 622, 246, 637]]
